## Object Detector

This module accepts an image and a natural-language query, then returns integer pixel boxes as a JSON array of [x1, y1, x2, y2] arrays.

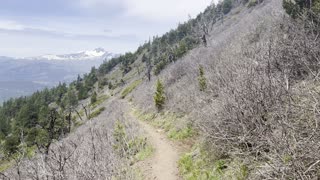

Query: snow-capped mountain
[[29, 48, 115, 61], [0, 48, 118, 103]]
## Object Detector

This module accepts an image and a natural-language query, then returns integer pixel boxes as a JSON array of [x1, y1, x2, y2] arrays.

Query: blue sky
[[0, 0, 215, 57]]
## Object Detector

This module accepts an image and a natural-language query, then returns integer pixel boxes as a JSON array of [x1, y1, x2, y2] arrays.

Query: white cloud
[[74, 0, 214, 23], [0, 19, 61, 33], [76, 0, 119, 9], [0, 18, 130, 39], [123, 0, 213, 22], [0, 20, 25, 31], [0, 0, 219, 57]]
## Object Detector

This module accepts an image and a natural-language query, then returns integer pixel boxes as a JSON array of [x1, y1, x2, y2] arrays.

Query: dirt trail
[[129, 112, 181, 180]]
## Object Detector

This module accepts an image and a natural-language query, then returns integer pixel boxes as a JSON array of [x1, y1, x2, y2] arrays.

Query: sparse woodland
[[1, 0, 320, 179]]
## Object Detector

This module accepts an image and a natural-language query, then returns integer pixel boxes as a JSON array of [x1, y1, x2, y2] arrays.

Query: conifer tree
[[91, 91, 97, 104], [198, 65, 207, 91], [78, 84, 88, 100], [154, 79, 166, 110]]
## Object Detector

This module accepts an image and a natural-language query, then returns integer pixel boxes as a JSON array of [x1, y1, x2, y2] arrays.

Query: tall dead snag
[[146, 59, 153, 81]]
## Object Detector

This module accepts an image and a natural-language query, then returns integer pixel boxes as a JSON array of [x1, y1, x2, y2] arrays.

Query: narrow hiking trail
[[136, 119, 181, 180], [127, 107, 181, 180]]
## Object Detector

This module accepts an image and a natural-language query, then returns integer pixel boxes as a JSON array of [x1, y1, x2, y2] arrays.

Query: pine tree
[[78, 84, 88, 100], [198, 65, 207, 91], [283, 0, 320, 18], [91, 91, 97, 104], [142, 53, 148, 62], [154, 79, 166, 110], [222, 0, 233, 14], [108, 82, 113, 90], [176, 41, 188, 58], [67, 89, 78, 108]]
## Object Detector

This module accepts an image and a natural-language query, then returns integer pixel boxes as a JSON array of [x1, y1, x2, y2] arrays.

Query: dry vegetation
[[2, 0, 320, 179], [1, 100, 147, 180], [132, 0, 320, 178]]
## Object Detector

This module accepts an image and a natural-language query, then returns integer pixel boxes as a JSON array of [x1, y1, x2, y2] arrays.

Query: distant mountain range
[[0, 48, 117, 103], [29, 48, 114, 61]]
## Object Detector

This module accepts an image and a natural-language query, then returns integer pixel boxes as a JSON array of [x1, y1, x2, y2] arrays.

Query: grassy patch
[[179, 145, 249, 180], [0, 159, 13, 172], [74, 120, 84, 128], [89, 107, 106, 119], [0, 146, 36, 172], [121, 80, 142, 99], [179, 153, 213, 180], [132, 109, 156, 122], [135, 145, 154, 161], [78, 109, 85, 117], [113, 120, 154, 165], [247, 0, 258, 7], [132, 168, 145, 180], [168, 125, 194, 140], [132, 109, 195, 141], [91, 94, 109, 109], [26, 146, 36, 158]]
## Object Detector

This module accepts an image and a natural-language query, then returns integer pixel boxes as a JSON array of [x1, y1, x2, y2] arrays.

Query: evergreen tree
[[108, 82, 113, 90], [198, 65, 207, 91], [142, 53, 148, 62], [98, 77, 108, 89], [3, 135, 20, 155], [64, 89, 78, 109], [120, 52, 135, 74], [283, 0, 320, 18], [222, 0, 233, 14], [175, 41, 188, 58], [78, 84, 88, 100], [91, 91, 97, 104], [76, 75, 82, 90], [154, 79, 166, 110]]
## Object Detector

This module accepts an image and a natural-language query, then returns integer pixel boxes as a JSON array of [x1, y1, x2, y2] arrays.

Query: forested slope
[[1, 0, 320, 179]]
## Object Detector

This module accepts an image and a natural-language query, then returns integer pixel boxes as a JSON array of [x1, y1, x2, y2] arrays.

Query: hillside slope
[[2, 0, 320, 179], [130, 0, 320, 179]]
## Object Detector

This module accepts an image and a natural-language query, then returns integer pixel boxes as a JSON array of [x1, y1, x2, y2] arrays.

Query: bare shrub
[[132, 0, 320, 178], [4, 100, 143, 180], [202, 12, 320, 179]]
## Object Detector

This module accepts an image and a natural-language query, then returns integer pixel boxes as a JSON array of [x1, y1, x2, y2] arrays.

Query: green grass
[[91, 94, 109, 109], [135, 145, 154, 161], [168, 125, 194, 140], [133, 109, 195, 141], [0, 146, 36, 172], [78, 109, 85, 117], [0, 159, 13, 172], [113, 120, 154, 163], [74, 120, 85, 128], [179, 145, 249, 180], [179, 153, 214, 180], [247, 0, 258, 7], [89, 107, 106, 119], [132, 168, 145, 180], [132, 109, 156, 122], [121, 80, 142, 99], [26, 145, 36, 158]]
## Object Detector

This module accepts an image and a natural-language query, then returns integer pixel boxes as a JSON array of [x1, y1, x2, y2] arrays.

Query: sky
[[0, 0, 216, 57]]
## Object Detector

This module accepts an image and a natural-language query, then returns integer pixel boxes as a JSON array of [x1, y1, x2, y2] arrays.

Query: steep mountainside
[[1, 0, 320, 179]]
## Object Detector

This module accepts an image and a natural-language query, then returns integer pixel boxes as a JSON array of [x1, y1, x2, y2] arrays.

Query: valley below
[[0, 81, 48, 103], [0, 48, 115, 102]]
